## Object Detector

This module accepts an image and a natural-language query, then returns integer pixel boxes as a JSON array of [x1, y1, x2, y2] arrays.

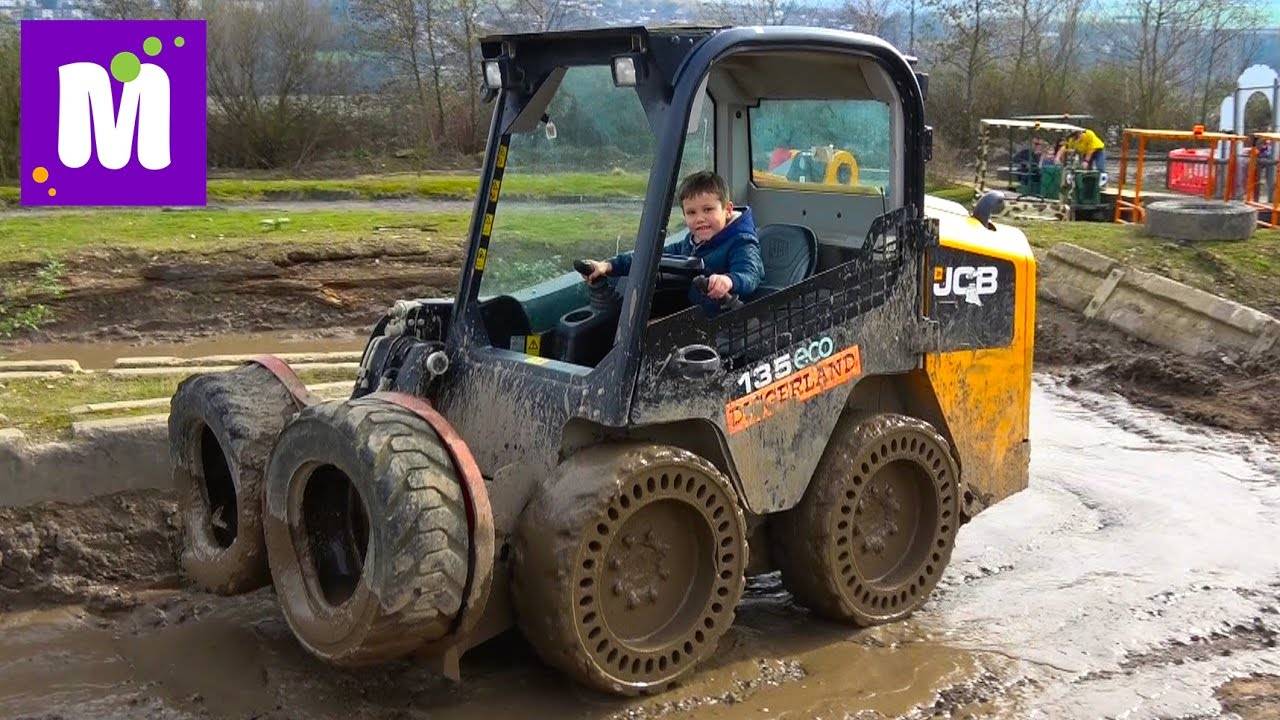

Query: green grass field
[[1, 173, 650, 207], [0, 206, 643, 264]]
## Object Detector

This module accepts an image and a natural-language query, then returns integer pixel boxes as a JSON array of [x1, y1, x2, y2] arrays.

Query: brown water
[[1, 378, 1277, 719], [1, 330, 369, 370]]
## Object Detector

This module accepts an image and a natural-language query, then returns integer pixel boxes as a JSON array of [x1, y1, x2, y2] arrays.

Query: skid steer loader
[[169, 25, 1036, 696]]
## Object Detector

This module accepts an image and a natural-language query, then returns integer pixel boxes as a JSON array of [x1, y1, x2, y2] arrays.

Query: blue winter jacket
[[608, 207, 764, 315]]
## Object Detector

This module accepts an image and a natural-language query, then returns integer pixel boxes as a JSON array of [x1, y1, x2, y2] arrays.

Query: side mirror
[[972, 191, 1004, 230]]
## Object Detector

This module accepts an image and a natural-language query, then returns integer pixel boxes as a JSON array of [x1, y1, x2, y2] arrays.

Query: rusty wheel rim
[[572, 467, 745, 686], [835, 429, 954, 617]]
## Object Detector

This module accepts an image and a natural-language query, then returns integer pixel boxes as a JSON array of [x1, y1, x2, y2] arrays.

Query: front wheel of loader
[[263, 397, 469, 666], [513, 444, 748, 696], [168, 363, 298, 595], [773, 413, 960, 626]]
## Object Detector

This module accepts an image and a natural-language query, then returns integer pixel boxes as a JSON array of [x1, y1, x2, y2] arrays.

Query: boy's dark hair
[[677, 170, 731, 205]]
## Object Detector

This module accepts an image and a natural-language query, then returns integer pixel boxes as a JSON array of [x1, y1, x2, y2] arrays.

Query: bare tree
[[0, 18, 18, 181], [844, 0, 895, 42], [1195, 0, 1264, 121], [204, 0, 344, 168], [701, 0, 801, 25], [925, 0, 997, 138], [443, 0, 484, 151], [491, 0, 596, 31], [86, 0, 157, 18], [1108, 0, 1205, 127], [352, 0, 444, 149]]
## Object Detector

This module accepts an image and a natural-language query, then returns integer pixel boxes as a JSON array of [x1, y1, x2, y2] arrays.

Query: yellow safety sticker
[[525, 334, 542, 356], [475, 247, 488, 270], [489, 180, 501, 203], [496, 145, 508, 168], [934, 266, 945, 282], [482, 213, 494, 236]]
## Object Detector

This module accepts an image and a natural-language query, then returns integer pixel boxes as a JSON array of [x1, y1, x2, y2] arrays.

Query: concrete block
[[0, 371, 71, 381], [106, 365, 239, 378], [0, 359, 83, 373], [69, 397, 172, 416], [106, 362, 357, 379], [0, 414, 169, 507], [113, 351, 362, 368], [1047, 243, 1118, 276], [1037, 242, 1280, 360]]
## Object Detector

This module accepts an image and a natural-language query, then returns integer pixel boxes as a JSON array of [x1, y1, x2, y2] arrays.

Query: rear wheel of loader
[[168, 363, 298, 595], [513, 444, 748, 695], [263, 397, 469, 665], [774, 414, 959, 626]]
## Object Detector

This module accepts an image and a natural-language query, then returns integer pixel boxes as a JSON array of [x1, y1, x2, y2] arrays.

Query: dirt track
[[1, 378, 1278, 718], [3, 245, 1280, 717]]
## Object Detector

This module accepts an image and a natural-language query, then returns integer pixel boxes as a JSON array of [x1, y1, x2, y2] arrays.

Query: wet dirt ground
[[2, 378, 1277, 719]]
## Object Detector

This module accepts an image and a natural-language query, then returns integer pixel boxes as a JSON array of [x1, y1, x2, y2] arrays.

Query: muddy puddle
[[1, 378, 1277, 719], [1, 330, 368, 369]]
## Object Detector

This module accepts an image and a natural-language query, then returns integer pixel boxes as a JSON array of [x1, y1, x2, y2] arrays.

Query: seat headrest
[[757, 224, 818, 288]]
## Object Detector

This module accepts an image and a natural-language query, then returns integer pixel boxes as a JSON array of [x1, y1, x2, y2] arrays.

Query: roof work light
[[611, 54, 645, 87]]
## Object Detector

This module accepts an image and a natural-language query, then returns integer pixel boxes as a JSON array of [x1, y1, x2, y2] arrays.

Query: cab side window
[[749, 99, 892, 193]]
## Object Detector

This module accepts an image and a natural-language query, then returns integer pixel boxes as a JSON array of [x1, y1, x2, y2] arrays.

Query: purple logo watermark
[[20, 20, 206, 206]]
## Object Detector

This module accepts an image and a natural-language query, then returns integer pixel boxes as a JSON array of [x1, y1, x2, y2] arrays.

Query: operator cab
[[466, 28, 912, 370]]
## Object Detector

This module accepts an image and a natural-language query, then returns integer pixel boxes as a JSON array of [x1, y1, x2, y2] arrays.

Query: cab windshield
[[479, 66, 656, 298]]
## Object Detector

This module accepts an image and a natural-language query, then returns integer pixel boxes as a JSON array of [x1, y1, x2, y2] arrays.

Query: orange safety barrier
[[1244, 132, 1280, 229], [1114, 127, 1246, 225], [1167, 148, 1211, 195]]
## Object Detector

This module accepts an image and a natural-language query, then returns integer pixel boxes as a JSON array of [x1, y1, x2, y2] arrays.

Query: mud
[[0, 490, 180, 611], [1035, 300, 1280, 440], [0, 240, 461, 349], [2, 380, 1278, 719]]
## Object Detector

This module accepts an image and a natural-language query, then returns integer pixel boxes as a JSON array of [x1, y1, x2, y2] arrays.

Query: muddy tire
[[263, 397, 468, 666], [168, 363, 298, 595], [513, 444, 748, 696], [774, 414, 960, 626]]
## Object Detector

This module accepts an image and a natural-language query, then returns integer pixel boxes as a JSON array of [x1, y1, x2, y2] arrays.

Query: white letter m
[[57, 62, 171, 171]]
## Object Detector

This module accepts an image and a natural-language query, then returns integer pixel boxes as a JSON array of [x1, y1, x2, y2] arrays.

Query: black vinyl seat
[[752, 223, 818, 297]]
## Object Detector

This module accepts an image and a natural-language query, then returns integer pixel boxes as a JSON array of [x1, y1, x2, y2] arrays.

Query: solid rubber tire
[[773, 413, 960, 626], [512, 443, 748, 696]]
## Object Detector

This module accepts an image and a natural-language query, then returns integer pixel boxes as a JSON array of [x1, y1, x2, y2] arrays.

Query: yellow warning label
[[482, 213, 494, 236], [496, 145, 508, 168], [933, 266, 945, 282], [525, 334, 542, 356], [475, 247, 488, 270], [489, 180, 501, 203]]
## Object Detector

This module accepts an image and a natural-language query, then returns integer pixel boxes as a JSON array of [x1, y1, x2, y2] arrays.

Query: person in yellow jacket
[[1058, 128, 1106, 172]]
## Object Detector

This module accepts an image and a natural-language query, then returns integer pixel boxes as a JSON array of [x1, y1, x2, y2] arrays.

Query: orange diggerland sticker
[[725, 345, 862, 434]]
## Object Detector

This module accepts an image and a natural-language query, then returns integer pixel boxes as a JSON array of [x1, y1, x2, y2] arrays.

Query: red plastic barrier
[[1168, 148, 1210, 195]]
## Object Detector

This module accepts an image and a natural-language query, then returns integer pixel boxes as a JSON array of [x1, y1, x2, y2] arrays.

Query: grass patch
[[0, 206, 641, 264], [0, 366, 354, 442], [1012, 219, 1280, 312], [0, 185, 16, 207], [206, 172, 648, 203], [927, 183, 975, 206], [0, 258, 66, 338]]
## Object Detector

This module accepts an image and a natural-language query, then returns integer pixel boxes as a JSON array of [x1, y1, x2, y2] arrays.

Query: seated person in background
[[1041, 139, 1062, 166], [580, 171, 763, 316]]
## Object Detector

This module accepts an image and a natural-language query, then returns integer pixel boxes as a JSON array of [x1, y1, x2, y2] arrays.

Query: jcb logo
[[933, 265, 998, 306]]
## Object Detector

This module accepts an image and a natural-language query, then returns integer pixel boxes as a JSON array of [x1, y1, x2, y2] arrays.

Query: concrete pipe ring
[[1143, 199, 1256, 242]]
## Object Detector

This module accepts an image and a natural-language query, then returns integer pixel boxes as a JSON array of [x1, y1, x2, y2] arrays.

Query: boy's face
[[682, 192, 734, 243]]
